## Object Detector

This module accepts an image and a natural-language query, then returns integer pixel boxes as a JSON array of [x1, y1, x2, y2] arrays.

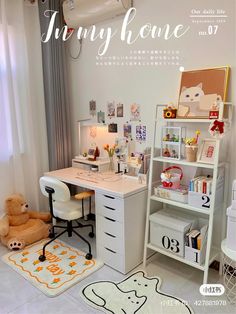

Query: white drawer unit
[[95, 190, 147, 274], [97, 245, 124, 273], [96, 214, 124, 239]]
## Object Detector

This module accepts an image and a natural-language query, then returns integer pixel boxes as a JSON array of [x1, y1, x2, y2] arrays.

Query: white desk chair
[[38, 176, 94, 262]]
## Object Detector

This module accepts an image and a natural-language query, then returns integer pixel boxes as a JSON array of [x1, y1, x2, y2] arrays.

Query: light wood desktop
[[45, 167, 147, 274]]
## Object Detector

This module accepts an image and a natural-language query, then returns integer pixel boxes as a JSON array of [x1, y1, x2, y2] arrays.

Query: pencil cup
[[185, 145, 198, 162]]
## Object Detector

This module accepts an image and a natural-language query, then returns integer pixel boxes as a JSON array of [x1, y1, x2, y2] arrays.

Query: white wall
[[66, 0, 236, 247]]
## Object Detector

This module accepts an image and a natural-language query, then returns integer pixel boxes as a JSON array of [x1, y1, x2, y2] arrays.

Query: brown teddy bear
[[0, 194, 51, 250]]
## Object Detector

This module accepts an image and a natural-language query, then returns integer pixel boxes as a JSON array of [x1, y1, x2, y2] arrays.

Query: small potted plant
[[184, 130, 200, 162], [104, 144, 117, 171]]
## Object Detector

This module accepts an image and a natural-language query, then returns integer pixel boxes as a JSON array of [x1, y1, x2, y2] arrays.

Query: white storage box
[[155, 185, 188, 204], [185, 219, 208, 265], [149, 209, 196, 257], [188, 172, 224, 210]]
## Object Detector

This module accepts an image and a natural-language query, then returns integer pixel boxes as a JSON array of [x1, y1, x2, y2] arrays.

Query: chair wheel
[[89, 232, 94, 238], [49, 232, 55, 239], [85, 253, 92, 260], [39, 255, 46, 262]]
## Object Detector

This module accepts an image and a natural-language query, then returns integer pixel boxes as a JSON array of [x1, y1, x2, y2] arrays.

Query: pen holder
[[185, 145, 198, 162]]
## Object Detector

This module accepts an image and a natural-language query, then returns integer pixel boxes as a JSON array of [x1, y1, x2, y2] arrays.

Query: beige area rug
[[81, 271, 193, 314], [2, 239, 103, 297]]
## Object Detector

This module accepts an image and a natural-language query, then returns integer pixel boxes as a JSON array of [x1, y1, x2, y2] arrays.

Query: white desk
[[45, 167, 147, 274]]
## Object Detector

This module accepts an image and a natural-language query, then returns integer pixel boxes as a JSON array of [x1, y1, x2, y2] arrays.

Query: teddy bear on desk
[[0, 194, 51, 250]]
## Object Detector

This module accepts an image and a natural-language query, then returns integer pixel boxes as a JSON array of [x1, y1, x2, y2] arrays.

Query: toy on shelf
[[161, 126, 183, 160], [163, 104, 177, 119], [0, 194, 51, 250], [160, 166, 183, 189], [209, 102, 220, 120], [184, 130, 200, 162]]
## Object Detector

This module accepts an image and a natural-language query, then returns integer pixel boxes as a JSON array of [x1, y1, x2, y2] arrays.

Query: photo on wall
[[123, 124, 132, 138], [117, 103, 124, 117], [108, 123, 118, 133], [130, 103, 141, 121], [107, 101, 116, 117], [89, 100, 96, 117], [136, 125, 146, 142], [97, 111, 105, 124], [177, 67, 229, 118]]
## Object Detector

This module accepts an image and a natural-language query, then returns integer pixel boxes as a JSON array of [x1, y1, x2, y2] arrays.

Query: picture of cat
[[178, 83, 205, 117], [178, 83, 222, 118], [81, 271, 192, 314], [82, 281, 147, 314]]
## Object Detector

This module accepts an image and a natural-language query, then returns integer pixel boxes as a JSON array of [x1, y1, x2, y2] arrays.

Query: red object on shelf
[[209, 110, 219, 119]]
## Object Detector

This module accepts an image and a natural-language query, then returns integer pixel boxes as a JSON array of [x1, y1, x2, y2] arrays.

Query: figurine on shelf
[[171, 134, 179, 142], [163, 134, 170, 142], [171, 149, 178, 159], [163, 148, 171, 157], [163, 104, 177, 119]]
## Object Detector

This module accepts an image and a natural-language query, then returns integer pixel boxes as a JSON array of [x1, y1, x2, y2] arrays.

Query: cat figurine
[[81, 271, 192, 314], [117, 271, 192, 314], [178, 83, 205, 117], [82, 281, 147, 314]]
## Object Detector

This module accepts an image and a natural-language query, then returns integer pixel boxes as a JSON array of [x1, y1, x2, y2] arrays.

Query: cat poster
[[177, 67, 229, 118]]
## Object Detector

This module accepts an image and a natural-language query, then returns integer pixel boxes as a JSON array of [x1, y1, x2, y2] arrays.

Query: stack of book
[[189, 176, 213, 195], [185, 225, 208, 251]]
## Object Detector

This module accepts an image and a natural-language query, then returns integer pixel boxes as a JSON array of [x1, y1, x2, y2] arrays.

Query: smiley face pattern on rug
[[81, 271, 193, 314]]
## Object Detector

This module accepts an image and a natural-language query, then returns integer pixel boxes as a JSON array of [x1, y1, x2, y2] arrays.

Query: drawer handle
[[105, 247, 116, 254], [105, 232, 116, 238], [104, 217, 116, 222], [104, 195, 115, 200], [104, 205, 116, 211]]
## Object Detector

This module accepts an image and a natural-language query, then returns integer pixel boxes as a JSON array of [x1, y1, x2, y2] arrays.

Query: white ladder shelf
[[143, 103, 232, 284]]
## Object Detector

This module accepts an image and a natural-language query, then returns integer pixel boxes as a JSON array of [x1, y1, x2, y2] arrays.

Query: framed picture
[[197, 139, 217, 164], [177, 67, 230, 118]]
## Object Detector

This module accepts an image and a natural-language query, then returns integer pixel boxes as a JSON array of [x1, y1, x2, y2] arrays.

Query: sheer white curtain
[[0, 0, 49, 215]]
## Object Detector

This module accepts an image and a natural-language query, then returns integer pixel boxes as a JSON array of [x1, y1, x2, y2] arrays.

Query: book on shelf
[[185, 224, 208, 251], [189, 176, 212, 195]]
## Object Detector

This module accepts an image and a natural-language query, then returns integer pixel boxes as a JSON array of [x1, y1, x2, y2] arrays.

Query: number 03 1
[[162, 236, 180, 253]]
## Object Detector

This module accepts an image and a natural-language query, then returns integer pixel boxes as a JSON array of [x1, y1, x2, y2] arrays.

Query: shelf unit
[[143, 103, 232, 284]]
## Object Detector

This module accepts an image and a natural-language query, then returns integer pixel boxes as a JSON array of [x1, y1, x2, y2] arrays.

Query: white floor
[[0, 224, 235, 314]]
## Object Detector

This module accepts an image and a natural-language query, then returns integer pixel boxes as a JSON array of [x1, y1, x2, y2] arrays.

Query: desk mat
[[81, 270, 193, 314], [2, 239, 103, 297]]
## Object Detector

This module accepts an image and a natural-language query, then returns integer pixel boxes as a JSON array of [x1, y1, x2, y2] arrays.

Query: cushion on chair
[[74, 190, 95, 200], [53, 199, 84, 221]]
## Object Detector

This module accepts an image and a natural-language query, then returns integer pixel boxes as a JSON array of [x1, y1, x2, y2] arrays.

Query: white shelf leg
[[203, 140, 220, 284], [143, 106, 159, 267]]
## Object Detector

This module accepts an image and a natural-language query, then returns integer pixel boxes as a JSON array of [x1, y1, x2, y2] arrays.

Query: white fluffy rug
[[81, 270, 193, 314]]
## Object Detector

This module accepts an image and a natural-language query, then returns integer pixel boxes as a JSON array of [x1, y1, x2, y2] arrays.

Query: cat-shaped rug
[[80, 271, 193, 314]]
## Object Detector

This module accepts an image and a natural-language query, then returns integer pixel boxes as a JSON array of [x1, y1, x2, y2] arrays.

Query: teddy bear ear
[[5, 197, 13, 203]]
